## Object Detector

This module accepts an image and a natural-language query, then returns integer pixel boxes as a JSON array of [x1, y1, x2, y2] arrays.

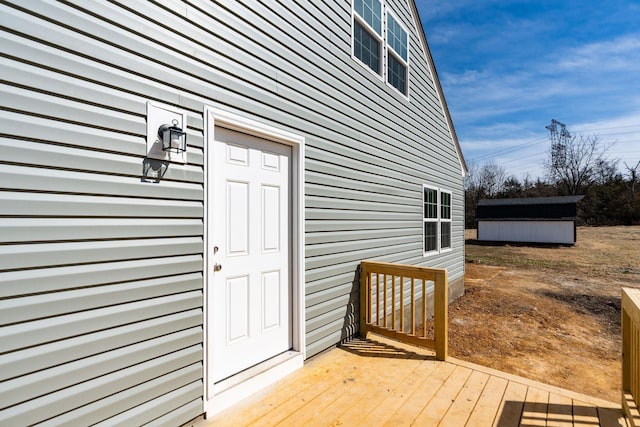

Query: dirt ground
[[450, 226, 640, 403]]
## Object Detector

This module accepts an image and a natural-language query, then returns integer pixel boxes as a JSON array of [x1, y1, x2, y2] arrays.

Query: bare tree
[[465, 161, 507, 199], [464, 161, 507, 228], [593, 158, 620, 185], [544, 134, 614, 195]]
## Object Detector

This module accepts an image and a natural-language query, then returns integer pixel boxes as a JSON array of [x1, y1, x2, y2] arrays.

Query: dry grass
[[449, 226, 640, 403]]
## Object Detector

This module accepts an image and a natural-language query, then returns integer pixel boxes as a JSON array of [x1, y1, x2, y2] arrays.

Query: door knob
[[213, 263, 222, 272]]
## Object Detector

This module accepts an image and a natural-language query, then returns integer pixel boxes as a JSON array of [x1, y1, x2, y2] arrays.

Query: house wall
[[478, 221, 576, 245], [0, 1, 464, 424]]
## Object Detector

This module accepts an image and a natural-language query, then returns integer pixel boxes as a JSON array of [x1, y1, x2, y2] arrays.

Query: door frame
[[203, 106, 305, 416]]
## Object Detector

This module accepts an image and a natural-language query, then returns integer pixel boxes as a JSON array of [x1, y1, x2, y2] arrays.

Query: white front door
[[209, 126, 292, 384]]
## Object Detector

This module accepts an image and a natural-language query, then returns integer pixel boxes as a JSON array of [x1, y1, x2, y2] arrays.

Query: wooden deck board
[[248, 361, 351, 427], [410, 365, 473, 425], [333, 360, 440, 426], [438, 370, 490, 426], [352, 362, 454, 425], [209, 348, 351, 427], [377, 362, 457, 426], [573, 400, 601, 427], [202, 339, 627, 427], [281, 342, 427, 426], [466, 375, 509, 427], [494, 381, 528, 427], [599, 406, 631, 427], [521, 387, 549, 426], [546, 393, 574, 427]]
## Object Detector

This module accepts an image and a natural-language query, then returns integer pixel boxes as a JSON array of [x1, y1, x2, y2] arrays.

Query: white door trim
[[203, 106, 305, 416]]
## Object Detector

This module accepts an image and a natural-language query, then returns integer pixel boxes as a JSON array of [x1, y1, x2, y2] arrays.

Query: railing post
[[622, 287, 640, 427], [359, 263, 368, 339], [434, 269, 448, 361], [623, 303, 630, 396]]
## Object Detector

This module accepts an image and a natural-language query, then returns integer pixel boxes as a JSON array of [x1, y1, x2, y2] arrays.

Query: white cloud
[[572, 113, 640, 170], [441, 69, 487, 85], [557, 35, 640, 71]]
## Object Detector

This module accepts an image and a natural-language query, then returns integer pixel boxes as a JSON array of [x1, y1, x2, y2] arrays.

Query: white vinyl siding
[[0, 1, 465, 421]]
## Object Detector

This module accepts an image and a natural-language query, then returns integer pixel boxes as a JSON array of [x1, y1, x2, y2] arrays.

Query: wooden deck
[[203, 337, 627, 427]]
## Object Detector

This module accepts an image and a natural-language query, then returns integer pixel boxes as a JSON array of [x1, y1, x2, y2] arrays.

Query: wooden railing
[[622, 287, 640, 427], [359, 260, 448, 361]]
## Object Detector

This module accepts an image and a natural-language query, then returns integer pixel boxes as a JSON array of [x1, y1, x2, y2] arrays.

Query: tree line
[[465, 133, 640, 228]]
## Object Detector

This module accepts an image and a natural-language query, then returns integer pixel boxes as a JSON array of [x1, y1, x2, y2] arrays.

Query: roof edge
[[409, 0, 468, 176], [478, 195, 586, 206]]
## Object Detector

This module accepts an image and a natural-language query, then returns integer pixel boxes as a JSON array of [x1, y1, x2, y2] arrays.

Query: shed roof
[[476, 195, 584, 221], [477, 195, 584, 207]]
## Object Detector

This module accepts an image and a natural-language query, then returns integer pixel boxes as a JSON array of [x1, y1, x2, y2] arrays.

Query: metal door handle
[[213, 263, 222, 272]]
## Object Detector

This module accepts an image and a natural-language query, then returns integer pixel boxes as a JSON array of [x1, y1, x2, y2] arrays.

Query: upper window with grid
[[353, 0, 383, 75], [386, 12, 409, 95], [352, 1, 410, 98]]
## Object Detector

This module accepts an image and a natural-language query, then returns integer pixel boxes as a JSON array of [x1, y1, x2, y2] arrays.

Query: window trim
[[351, 0, 411, 99], [351, 0, 384, 80], [423, 184, 439, 256], [440, 190, 452, 252], [422, 185, 453, 256], [385, 9, 410, 98]]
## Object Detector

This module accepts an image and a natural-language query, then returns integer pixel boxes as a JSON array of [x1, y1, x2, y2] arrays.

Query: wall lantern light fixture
[[158, 119, 187, 153]]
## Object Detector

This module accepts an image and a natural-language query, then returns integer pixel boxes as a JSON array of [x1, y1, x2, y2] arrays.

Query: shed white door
[[209, 127, 292, 384]]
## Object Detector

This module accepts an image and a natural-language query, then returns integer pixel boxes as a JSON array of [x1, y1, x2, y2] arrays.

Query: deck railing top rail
[[359, 260, 448, 361]]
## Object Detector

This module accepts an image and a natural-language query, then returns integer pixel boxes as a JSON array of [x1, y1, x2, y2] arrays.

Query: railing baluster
[[375, 273, 380, 326], [422, 278, 427, 338], [391, 275, 396, 331], [367, 271, 372, 324], [383, 274, 387, 328], [399, 276, 404, 332], [410, 277, 415, 336]]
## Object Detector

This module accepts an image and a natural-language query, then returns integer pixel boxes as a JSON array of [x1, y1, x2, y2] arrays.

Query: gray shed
[[0, 1, 466, 424], [476, 196, 585, 245]]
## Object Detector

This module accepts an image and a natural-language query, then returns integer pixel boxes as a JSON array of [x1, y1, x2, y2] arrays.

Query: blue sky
[[416, 0, 640, 180]]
